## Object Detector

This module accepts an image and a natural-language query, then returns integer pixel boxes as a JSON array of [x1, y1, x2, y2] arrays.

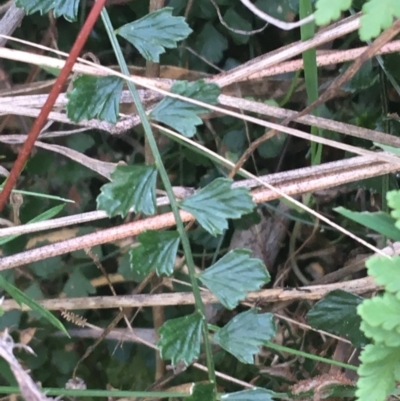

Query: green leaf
[[199, 249, 270, 309], [360, 320, 400, 347], [356, 344, 400, 401], [151, 80, 220, 137], [187, 383, 214, 401], [97, 164, 157, 218], [223, 9, 252, 45], [365, 255, 400, 295], [195, 22, 228, 64], [63, 270, 96, 298], [180, 178, 255, 236], [15, 0, 79, 21], [307, 290, 368, 347], [67, 75, 123, 124], [213, 310, 276, 364], [116, 7, 192, 62], [222, 388, 275, 401], [388, 190, 400, 230], [334, 207, 400, 241], [314, 0, 352, 25], [158, 312, 203, 365], [129, 231, 180, 276], [0, 275, 68, 335], [30, 256, 62, 280], [0, 203, 64, 246], [358, 292, 400, 332], [376, 143, 400, 157], [360, 0, 400, 41]]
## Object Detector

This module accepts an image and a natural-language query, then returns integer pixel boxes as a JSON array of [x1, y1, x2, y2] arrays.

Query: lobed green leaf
[[221, 388, 275, 401], [365, 255, 400, 295], [129, 231, 180, 276], [97, 164, 157, 218], [314, 0, 352, 25], [358, 292, 400, 332], [158, 312, 203, 366], [116, 7, 192, 62], [180, 178, 255, 236], [151, 80, 220, 137], [360, 0, 400, 41], [199, 249, 270, 310], [67, 75, 123, 124], [16, 0, 79, 21], [356, 344, 400, 401], [213, 309, 276, 364]]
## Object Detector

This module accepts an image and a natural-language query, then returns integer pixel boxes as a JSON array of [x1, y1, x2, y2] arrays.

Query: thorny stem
[[100, 9, 218, 395], [0, 0, 108, 212]]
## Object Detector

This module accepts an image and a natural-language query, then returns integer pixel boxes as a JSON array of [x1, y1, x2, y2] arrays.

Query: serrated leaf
[[129, 231, 180, 276], [30, 256, 62, 280], [223, 9, 252, 45], [195, 22, 228, 64], [0, 275, 68, 335], [358, 292, 400, 332], [360, 320, 400, 347], [158, 312, 202, 366], [360, 0, 400, 41], [187, 383, 214, 401], [314, 0, 352, 25], [213, 310, 276, 364], [63, 270, 96, 298], [365, 255, 400, 295], [67, 75, 123, 124], [199, 249, 270, 309], [16, 0, 79, 21], [116, 7, 192, 62], [356, 344, 400, 401], [151, 80, 220, 137], [222, 388, 275, 401], [307, 290, 368, 347], [388, 190, 400, 230], [97, 164, 157, 218], [180, 178, 255, 236], [334, 207, 400, 241]]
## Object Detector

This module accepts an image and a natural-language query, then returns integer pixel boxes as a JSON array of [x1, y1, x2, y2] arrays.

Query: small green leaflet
[[365, 256, 400, 295], [129, 231, 180, 276], [356, 344, 400, 401], [0, 275, 68, 336], [16, 0, 80, 21], [186, 383, 214, 401], [307, 290, 367, 348], [361, 319, 400, 347], [158, 312, 202, 366], [358, 293, 400, 332], [388, 190, 400, 230], [151, 80, 220, 137], [63, 270, 96, 298], [360, 0, 400, 41], [97, 164, 157, 218], [213, 309, 276, 364], [67, 75, 123, 124], [199, 249, 270, 310], [179, 178, 255, 236], [221, 388, 275, 401], [314, 0, 352, 25], [195, 22, 228, 64], [0, 203, 64, 246], [116, 7, 192, 63]]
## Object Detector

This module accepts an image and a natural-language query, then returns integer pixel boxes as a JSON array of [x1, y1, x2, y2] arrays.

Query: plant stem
[[100, 9, 217, 394]]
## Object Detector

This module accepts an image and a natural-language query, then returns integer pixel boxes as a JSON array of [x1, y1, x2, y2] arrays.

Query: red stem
[[0, 0, 108, 212]]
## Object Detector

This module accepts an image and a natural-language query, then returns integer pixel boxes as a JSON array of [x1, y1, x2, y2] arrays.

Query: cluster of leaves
[[354, 190, 400, 401]]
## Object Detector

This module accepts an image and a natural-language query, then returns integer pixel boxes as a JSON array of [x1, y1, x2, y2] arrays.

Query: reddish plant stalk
[[0, 0, 108, 212]]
